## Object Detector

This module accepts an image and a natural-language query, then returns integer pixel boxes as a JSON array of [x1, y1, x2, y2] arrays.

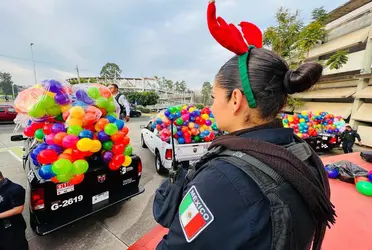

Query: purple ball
[[51, 123, 66, 134], [98, 131, 110, 142], [47, 144, 63, 154], [205, 120, 212, 126], [54, 93, 70, 105], [102, 151, 114, 163], [42, 80, 63, 93], [76, 89, 95, 105]]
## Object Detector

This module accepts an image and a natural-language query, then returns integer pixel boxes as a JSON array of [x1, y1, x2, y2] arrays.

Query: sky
[[0, 0, 348, 90]]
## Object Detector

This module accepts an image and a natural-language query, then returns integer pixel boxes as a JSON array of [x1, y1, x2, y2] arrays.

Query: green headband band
[[238, 45, 257, 108]]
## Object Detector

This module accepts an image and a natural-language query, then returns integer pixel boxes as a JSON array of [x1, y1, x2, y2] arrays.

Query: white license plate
[[322, 136, 328, 140], [92, 191, 109, 205]]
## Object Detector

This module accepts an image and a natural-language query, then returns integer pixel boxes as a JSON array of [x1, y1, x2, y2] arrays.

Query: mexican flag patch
[[179, 185, 214, 242]]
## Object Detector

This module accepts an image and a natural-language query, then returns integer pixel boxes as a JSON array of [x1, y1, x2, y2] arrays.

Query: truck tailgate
[[175, 142, 211, 161]]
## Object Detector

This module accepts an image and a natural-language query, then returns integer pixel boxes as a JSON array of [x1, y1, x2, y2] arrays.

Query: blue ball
[[164, 110, 171, 117], [115, 119, 125, 130], [79, 130, 94, 139], [178, 138, 185, 144], [39, 164, 55, 180], [97, 131, 110, 142], [32, 158, 40, 167], [156, 118, 163, 125], [106, 115, 117, 123], [175, 111, 181, 118]]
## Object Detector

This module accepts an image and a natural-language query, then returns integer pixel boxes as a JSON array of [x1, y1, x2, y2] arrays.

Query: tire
[[141, 134, 147, 148], [155, 151, 167, 175]]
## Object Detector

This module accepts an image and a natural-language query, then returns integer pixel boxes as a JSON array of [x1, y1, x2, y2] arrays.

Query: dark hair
[[0, 171, 3, 179], [110, 84, 119, 90], [216, 48, 323, 119]]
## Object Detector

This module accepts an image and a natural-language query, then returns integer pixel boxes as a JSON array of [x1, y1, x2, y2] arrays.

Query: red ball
[[42, 124, 53, 135], [113, 154, 125, 166], [108, 160, 121, 171], [37, 149, 58, 165], [112, 144, 125, 155], [24, 126, 35, 137]]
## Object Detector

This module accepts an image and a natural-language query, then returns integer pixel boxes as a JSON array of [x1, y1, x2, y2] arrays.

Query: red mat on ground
[[129, 152, 372, 250]]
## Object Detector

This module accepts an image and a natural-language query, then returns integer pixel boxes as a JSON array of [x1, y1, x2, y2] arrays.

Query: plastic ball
[[115, 119, 125, 130], [108, 161, 121, 171], [87, 87, 100, 99], [104, 123, 118, 136], [67, 125, 83, 136], [96, 97, 108, 109], [76, 138, 93, 152], [53, 132, 67, 146], [51, 123, 66, 134], [69, 106, 85, 119], [90, 140, 102, 153], [68, 174, 85, 185], [38, 164, 56, 180], [78, 130, 94, 139], [72, 160, 89, 174], [42, 124, 53, 135], [47, 144, 64, 154], [97, 131, 111, 142], [356, 181, 372, 196], [102, 140, 114, 151], [62, 135, 79, 149], [58, 153, 73, 161], [46, 105, 62, 116], [37, 149, 59, 165], [123, 156, 132, 167], [102, 151, 114, 163], [54, 93, 70, 105], [124, 145, 133, 156], [106, 115, 117, 123], [327, 169, 339, 179]]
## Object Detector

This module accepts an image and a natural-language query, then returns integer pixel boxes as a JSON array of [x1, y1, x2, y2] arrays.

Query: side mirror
[[11, 135, 27, 141], [140, 125, 145, 129]]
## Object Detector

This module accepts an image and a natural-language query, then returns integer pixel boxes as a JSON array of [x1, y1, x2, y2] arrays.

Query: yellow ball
[[70, 106, 85, 119], [122, 156, 132, 167], [201, 114, 209, 120], [68, 118, 83, 127], [61, 104, 72, 113], [46, 91, 56, 98], [77, 138, 93, 152], [189, 107, 195, 113], [90, 140, 102, 153]]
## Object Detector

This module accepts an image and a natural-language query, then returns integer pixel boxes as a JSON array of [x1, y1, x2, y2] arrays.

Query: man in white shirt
[[108, 84, 131, 122]]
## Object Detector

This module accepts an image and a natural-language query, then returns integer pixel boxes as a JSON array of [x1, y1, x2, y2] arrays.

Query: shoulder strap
[[285, 142, 312, 162], [115, 93, 122, 102]]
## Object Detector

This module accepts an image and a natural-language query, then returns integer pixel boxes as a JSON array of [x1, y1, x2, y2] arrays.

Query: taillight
[[165, 149, 172, 160], [137, 159, 142, 177], [330, 137, 337, 144], [31, 188, 45, 210]]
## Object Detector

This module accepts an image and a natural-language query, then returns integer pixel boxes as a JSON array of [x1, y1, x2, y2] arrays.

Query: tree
[[0, 72, 17, 96], [100, 63, 122, 78], [286, 96, 304, 112], [326, 50, 349, 70], [174, 81, 181, 92], [201, 82, 212, 105], [311, 6, 328, 24], [165, 79, 173, 91], [124, 91, 159, 106], [298, 21, 327, 58], [263, 7, 303, 58], [179, 81, 187, 92]]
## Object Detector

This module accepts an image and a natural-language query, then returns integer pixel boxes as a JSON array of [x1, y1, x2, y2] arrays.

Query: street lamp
[[30, 43, 37, 84]]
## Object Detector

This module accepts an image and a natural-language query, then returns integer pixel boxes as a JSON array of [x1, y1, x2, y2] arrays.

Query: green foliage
[[100, 62, 122, 78], [89, 78, 97, 83], [287, 96, 305, 112], [298, 21, 327, 57], [263, 7, 303, 58], [326, 50, 349, 70], [201, 82, 212, 105], [0, 72, 17, 96], [80, 78, 88, 83], [69, 79, 79, 85], [311, 6, 328, 24], [125, 91, 159, 106], [195, 103, 205, 109]]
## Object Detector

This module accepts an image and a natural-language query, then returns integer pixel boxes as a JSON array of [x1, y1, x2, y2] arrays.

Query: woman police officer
[[153, 1, 336, 249]]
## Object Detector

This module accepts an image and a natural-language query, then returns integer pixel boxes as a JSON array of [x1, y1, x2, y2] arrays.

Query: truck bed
[[173, 141, 211, 161]]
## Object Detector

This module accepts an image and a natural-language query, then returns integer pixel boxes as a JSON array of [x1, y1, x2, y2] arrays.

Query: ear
[[231, 89, 245, 114]]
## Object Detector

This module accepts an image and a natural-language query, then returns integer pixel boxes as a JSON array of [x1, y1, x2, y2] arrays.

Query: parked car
[[124, 107, 142, 118], [0, 105, 17, 122]]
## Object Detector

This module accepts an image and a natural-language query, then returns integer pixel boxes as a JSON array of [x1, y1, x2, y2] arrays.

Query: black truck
[[11, 135, 144, 236]]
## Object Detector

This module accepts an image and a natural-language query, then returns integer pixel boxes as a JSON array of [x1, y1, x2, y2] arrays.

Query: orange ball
[[59, 153, 73, 161], [54, 132, 67, 146], [111, 131, 125, 143], [99, 87, 112, 98], [121, 126, 129, 136]]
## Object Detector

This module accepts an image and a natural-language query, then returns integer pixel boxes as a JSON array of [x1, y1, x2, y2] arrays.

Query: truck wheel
[[141, 134, 147, 148], [155, 152, 167, 175]]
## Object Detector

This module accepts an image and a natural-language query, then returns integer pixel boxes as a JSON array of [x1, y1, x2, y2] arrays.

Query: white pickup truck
[[140, 117, 211, 174]]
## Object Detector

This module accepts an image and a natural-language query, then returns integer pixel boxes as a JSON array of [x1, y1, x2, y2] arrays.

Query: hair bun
[[284, 62, 323, 94]]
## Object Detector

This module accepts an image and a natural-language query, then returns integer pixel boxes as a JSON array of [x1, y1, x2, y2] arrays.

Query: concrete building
[[289, 0, 372, 147], [66, 76, 194, 110]]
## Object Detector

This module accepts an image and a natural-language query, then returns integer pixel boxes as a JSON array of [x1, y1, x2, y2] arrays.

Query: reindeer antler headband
[[207, 0, 263, 108]]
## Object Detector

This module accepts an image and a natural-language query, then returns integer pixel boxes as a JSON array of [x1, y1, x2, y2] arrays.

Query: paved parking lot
[[0, 116, 166, 250]]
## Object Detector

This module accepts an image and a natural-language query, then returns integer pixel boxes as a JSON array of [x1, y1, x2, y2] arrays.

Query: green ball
[[55, 114, 64, 121], [356, 181, 372, 196], [124, 145, 133, 156], [212, 123, 218, 130], [52, 159, 73, 175], [46, 105, 62, 116], [176, 118, 183, 126], [35, 129, 45, 140], [87, 87, 100, 99], [175, 106, 182, 112], [95, 97, 108, 109], [28, 104, 46, 118], [102, 140, 113, 150], [106, 102, 116, 112], [39, 95, 56, 108], [107, 112, 118, 118], [104, 123, 118, 136], [169, 106, 177, 114], [67, 125, 83, 136], [56, 173, 74, 183], [194, 135, 201, 142], [72, 160, 89, 174]]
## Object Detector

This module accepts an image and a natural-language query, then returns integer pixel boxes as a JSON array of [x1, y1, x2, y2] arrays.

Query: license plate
[[92, 191, 109, 205], [322, 136, 328, 140]]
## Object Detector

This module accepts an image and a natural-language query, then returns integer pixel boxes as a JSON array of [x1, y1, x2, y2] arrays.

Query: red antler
[[239, 22, 263, 48], [207, 0, 248, 55]]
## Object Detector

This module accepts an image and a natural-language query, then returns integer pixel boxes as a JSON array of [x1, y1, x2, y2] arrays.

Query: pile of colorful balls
[[14, 80, 133, 185], [152, 105, 220, 144], [281, 111, 346, 139]]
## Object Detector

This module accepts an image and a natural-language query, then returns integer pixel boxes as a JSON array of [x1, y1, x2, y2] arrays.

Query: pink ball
[[45, 134, 55, 145], [62, 135, 79, 149], [182, 114, 190, 121]]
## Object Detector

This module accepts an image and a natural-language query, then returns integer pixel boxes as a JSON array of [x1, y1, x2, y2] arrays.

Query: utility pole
[[76, 65, 81, 84], [30, 43, 37, 84]]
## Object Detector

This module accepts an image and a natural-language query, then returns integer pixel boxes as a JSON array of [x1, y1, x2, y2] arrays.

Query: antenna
[[169, 118, 178, 183]]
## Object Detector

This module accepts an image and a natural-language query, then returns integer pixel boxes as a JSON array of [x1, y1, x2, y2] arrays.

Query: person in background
[[0, 171, 28, 250], [108, 84, 131, 122], [5, 95, 9, 102], [340, 125, 361, 154]]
